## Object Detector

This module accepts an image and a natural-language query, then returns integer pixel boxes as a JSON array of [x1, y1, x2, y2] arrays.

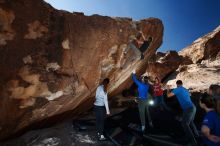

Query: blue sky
[[44, 0, 220, 52]]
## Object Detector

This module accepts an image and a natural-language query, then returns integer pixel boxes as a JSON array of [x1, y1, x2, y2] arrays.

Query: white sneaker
[[141, 126, 145, 131], [99, 135, 107, 141], [149, 122, 154, 128]]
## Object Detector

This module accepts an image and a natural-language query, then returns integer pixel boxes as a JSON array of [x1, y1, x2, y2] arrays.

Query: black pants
[[139, 41, 150, 53], [139, 41, 150, 59], [94, 105, 106, 135]]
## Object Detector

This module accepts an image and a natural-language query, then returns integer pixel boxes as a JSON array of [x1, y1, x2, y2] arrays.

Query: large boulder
[[0, 0, 163, 139], [166, 26, 220, 92], [166, 63, 220, 92], [145, 51, 192, 81]]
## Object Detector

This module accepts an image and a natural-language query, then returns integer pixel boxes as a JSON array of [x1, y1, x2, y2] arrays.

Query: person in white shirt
[[94, 78, 110, 141]]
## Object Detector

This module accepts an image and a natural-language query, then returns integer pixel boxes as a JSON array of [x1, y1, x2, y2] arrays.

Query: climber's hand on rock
[[132, 69, 136, 74], [138, 31, 145, 40]]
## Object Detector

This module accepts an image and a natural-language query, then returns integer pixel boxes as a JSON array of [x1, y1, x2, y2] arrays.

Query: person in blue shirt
[[200, 94, 220, 146], [167, 80, 199, 146], [131, 69, 153, 132]]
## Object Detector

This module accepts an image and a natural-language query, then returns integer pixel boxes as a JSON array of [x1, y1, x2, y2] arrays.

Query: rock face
[[145, 51, 192, 81], [0, 0, 163, 139], [166, 25, 220, 92], [143, 25, 220, 93], [180, 26, 220, 63], [166, 63, 220, 92]]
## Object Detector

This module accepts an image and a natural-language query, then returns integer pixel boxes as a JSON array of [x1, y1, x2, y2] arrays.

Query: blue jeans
[[181, 105, 199, 146], [154, 95, 171, 111]]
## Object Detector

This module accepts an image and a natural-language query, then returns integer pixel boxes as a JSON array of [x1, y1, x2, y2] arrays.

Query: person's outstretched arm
[[202, 125, 220, 143], [202, 114, 220, 143], [141, 32, 146, 41], [166, 85, 175, 98], [104, 93, 110, 115], [131, 70, 142, 86]]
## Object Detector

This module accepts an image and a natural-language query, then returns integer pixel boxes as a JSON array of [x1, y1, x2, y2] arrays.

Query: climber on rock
[[128, 31, 152, 60], [138, 34, 153, 60], [120, 31, 152, 69], [94, 78, 111, 141]]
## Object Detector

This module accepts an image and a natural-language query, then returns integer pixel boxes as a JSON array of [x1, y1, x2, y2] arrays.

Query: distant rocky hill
[[180, 26, 220, 63], [167, 26, 220, 92], [146, 25, 220, 92]]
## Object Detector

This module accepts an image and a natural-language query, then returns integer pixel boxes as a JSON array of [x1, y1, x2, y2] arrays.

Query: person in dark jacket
[[138, 34, 153, 59], [132, 69, 153, 132]]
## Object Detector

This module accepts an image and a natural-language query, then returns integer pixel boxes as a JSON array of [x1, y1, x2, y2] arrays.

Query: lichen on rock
[[24, 20, 48, 39], [62, 39, 70, 50], [0, 8, 15, 45]]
